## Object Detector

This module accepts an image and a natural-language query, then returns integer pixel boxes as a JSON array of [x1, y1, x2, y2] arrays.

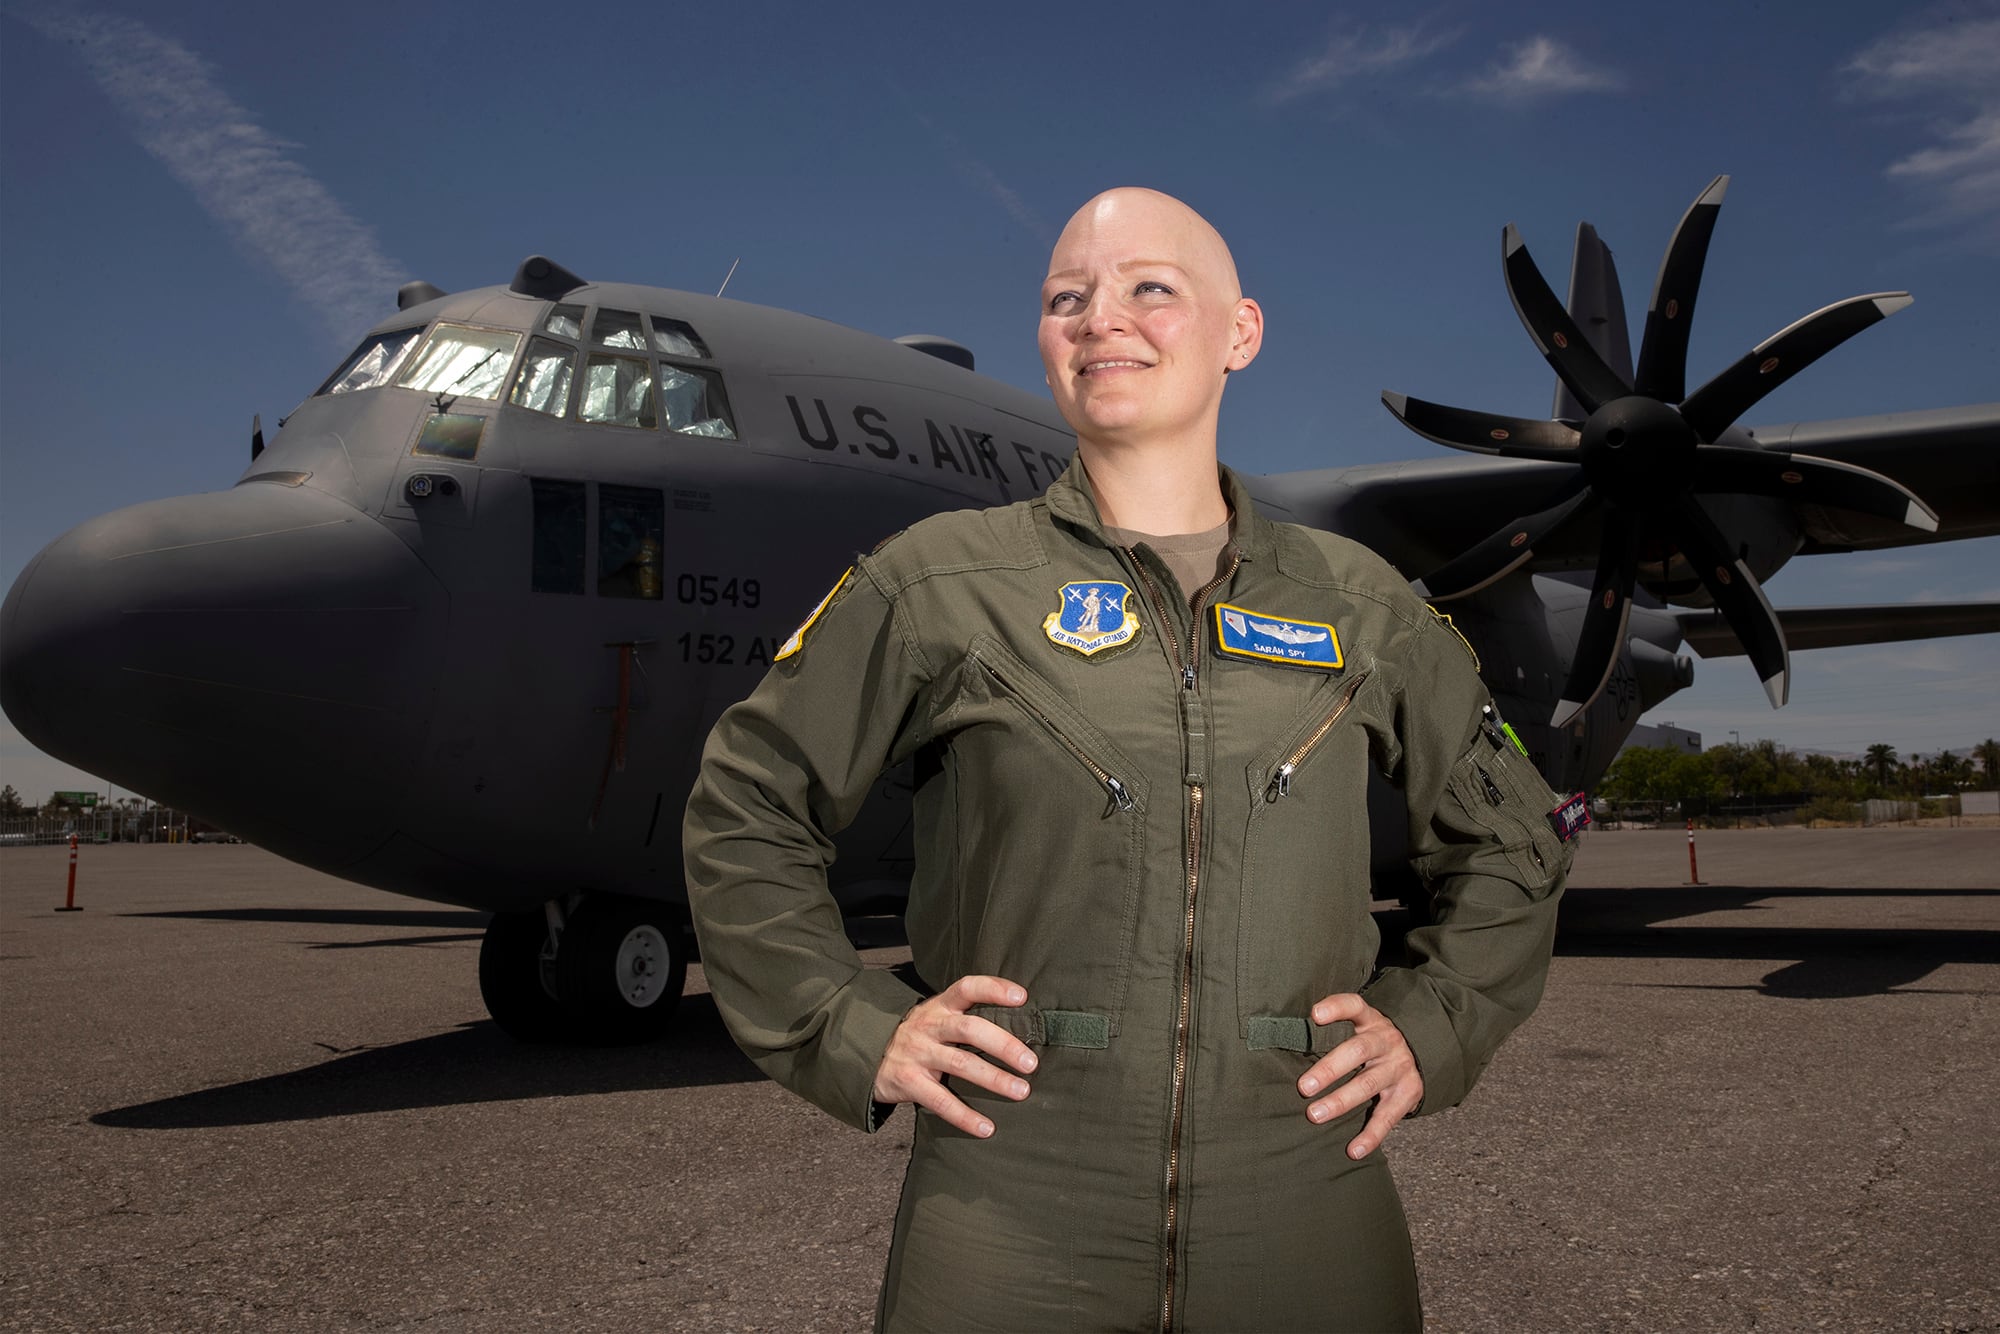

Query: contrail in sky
[[15, 4, 406, 340]]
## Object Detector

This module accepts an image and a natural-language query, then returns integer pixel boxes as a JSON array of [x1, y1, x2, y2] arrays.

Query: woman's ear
[[1226, 297, 1264, 372]]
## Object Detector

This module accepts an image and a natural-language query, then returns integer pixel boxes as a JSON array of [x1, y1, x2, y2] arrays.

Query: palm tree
[[1865, 743, 1897, 789], [1976, 738, 2000, 790]]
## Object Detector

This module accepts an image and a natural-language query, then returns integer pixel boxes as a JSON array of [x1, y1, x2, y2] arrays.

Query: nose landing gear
[[478, 893, 689, 1044]]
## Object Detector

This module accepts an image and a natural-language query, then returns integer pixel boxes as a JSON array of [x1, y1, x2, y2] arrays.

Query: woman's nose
[[1079, 287, 1126, 336]]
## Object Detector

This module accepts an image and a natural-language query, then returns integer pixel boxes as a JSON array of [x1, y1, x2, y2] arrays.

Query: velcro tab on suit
[[967, 1005, 1110, 1049], [1040, 1010, 1109, 1049], [1247, 1015, 1356, 1054]]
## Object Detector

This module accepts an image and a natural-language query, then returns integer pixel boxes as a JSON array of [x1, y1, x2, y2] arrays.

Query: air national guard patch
[[1044, 581, 1141, 656], [1213, 602, 1343, 670], [775, 567, 852, 662]]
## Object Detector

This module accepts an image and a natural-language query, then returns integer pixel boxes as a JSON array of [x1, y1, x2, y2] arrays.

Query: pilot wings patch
[[1212, 601, 1343, 669]]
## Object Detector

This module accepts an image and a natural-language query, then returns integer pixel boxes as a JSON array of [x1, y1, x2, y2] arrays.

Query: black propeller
[[1383, 174, 1939, 727]]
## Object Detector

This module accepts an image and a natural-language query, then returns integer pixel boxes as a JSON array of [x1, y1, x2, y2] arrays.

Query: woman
[[685, 188, 1572, 1331]]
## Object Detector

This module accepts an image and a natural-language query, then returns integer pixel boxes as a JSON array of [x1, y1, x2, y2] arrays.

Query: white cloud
[[1847, 14, 2000, 96], [1844, 16, 2000, 246], [1263, 18, 1462, 104], [913, 113, 1052, 245], [17, 5, 406, 340], [1461, 36, 1625, 102]]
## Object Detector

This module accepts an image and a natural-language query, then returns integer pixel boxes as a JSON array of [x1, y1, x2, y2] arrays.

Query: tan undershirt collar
[[1103, 517, 1233, 606]]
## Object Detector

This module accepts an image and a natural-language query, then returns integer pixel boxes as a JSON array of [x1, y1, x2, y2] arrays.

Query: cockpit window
[[318, 327, 423, 396], [530, 478, 586, 595], [510, 337, 576, 417], [544, 304, 585, 339], [580, 353, 656, 428], [591, 308, 647, 350], [650, 316, 710, 359], [396, 324, 522, 401], [598, 484, 664, 599], [659, 364, 736, 438]]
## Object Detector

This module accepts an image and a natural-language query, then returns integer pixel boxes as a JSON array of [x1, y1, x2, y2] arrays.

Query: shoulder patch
[[1427, 604, 1480, 670], [1212, 602, 1343, 670], [774, 567, 853, 662], [1044, 580, 1141, 656]]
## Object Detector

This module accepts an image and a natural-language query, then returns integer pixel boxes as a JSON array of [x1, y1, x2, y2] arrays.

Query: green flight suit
[[684, 460, 1573, 1332]]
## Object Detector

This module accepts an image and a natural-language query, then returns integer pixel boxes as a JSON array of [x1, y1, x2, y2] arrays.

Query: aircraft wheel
[[553, 895, 689, 1044], [479, 909, 566, 1042]]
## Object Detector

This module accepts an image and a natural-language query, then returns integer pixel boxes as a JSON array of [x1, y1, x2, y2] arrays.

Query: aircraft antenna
[[716, 258, 741, 298]]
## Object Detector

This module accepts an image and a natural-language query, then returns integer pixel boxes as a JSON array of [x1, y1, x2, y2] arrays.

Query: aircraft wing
[[1740, 404, 2000, 551], [1246, 455, 1592, 579], [1247, 402, 2000, 580], [1678, 602, 2000, 657]]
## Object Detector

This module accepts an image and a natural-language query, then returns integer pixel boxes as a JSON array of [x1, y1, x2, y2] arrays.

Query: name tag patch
[[1213, 602, 1343, 669], [1044, 581, 1141, 656], [1547, 791, 1592, 843]]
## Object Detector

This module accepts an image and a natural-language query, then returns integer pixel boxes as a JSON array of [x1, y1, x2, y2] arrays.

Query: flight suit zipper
[[1266, 672, 1372, 801], [972, 654, 1134, 814], [1122, 545, 1238, 1334]]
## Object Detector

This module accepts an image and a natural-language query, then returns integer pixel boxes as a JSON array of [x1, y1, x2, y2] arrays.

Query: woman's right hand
[[872, 974, 1037, 1137]]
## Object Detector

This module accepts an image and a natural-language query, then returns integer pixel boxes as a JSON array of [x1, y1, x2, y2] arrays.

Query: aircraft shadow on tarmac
[[124, 907, 490, 929], [91, 991, 768, 1132], [1390, 883, 2000, 1000], [124, 907, 491, 951]]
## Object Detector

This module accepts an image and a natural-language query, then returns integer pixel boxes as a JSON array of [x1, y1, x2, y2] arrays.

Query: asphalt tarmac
[[2, 829, 1995, 1333]]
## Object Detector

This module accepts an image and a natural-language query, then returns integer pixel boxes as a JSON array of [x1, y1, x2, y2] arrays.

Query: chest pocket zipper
[[1265, 672, 1371, 801], [972, 652, 1136, 816]]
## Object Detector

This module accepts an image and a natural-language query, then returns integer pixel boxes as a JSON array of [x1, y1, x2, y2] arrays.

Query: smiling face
[[1037, 188, 1260, 452]]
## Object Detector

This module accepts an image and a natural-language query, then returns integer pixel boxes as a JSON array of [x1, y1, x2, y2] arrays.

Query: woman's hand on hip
[[1298, 992, 1424, 1159], [872, 974, 1037, 1138]]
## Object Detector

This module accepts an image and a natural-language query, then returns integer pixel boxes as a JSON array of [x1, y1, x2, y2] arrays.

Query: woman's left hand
[[1297, 993, 1424, 1160]]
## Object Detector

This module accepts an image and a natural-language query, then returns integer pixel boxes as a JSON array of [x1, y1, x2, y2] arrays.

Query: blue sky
[[2, 0, 1996, 801]]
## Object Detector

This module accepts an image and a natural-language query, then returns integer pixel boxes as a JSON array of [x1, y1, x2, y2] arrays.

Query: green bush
[[1800, 796, 1861, 826]]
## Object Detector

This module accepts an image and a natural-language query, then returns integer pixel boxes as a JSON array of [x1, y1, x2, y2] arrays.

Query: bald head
[[1048, 187, 1242, 302], [1037, 186, 1263, 456]]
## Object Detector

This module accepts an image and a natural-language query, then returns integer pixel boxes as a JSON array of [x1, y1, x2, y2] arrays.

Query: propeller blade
[[1552, 222, 1635, 421], [1415, 482, 1595, 602], [1671, 494, 1790, 707], [1679, 292, 1913, 441], [1691, 446, 1940, 532], [1634, 174, 1728, 403], [1551, 513, 1641, 727], [251, 413, 264, 462], [1503, 223, 1633, 416], [1380, 392, 1582, 460]]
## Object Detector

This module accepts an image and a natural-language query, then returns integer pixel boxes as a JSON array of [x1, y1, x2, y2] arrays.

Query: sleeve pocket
[[1441, 746, 1564, 895]]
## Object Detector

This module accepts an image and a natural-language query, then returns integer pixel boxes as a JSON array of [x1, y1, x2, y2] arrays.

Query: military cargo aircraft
[[4, 177, 1996, 1042]]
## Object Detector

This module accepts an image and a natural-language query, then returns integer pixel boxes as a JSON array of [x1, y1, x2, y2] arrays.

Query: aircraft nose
[[0, 483, 449, 866]]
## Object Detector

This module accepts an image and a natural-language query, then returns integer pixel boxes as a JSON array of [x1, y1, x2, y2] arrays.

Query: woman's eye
[[1048, 291, 1082, 311], [1136, 281, 1174, 296]]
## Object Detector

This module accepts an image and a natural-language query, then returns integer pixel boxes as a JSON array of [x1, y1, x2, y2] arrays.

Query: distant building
[[1618, 721, 1702, 756]]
